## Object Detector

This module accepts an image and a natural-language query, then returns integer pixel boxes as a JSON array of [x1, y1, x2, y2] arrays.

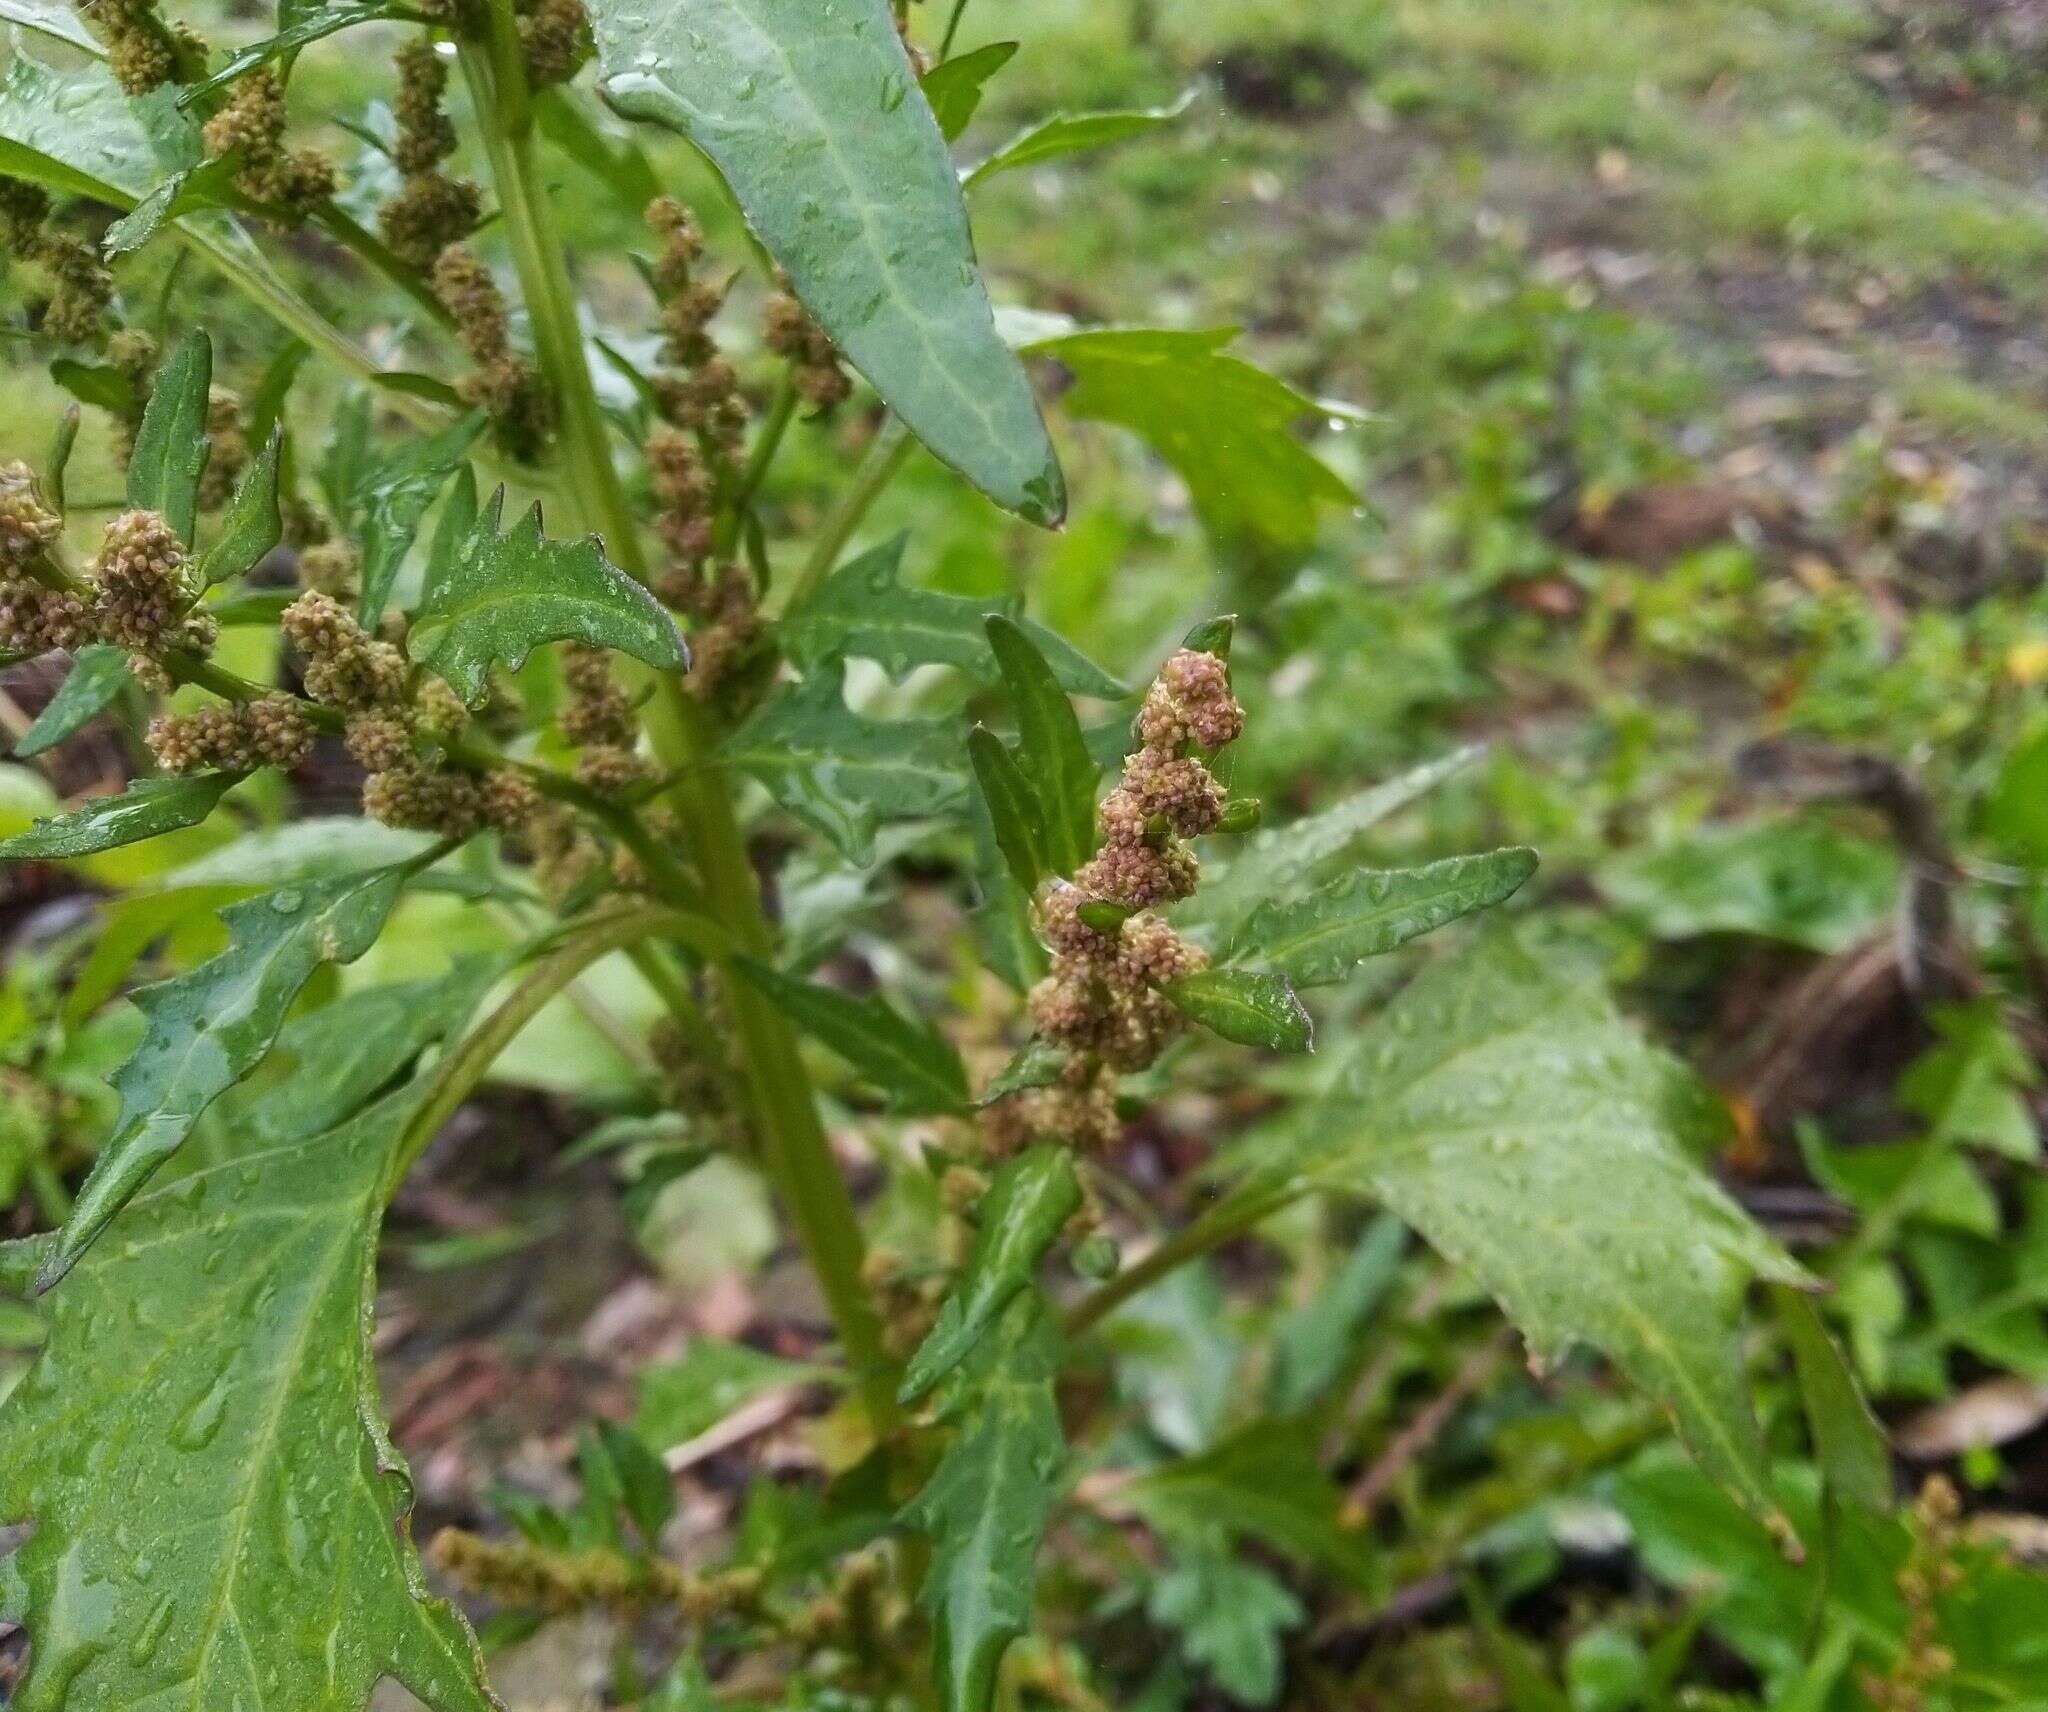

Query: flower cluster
[[379, 37, 482, 271], [0, 464, 89, 658], [201, 68, 337, 218], [434, 247, 552, 460], [196, 389, 249, 514], [558, 642, 653, 794], [147, 694, 313, 774], [89, 509, 217, 661], [84, 0, 205, 94], [514, 0, 593, 88], [0, 178, 113, 347], [763, 276, 852, 413], [638, 198, 768, 705], [987, 647, 1245, 1155]]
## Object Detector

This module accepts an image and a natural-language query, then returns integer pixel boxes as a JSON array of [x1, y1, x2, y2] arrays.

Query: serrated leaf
[[1148, 1547, 1304, 1707], [921, 40, 1017, 141], [1181, 746, 1482, 934], [1775, 1287, 1891, 1513], [41, 865, 413, 1288], [720, 662, 969, 862], [11, 645, 132, 758], [903, 1147, 1081, 1402], [903, 1296, 1065, 1712], [1130, 1421, 1371, 1581], [1286, 930, 1811, 1523], [735, 957, 970, 1114], [0, 771, 239, 861], [1027, 327, 1353, 548], [197, 424, 284, 587], [783, 534, 1122, 697], [408, 487, 686, 704], [128, 328, 212, 546], [0, 971, 500, 1712], [985, 614, 1097, 877], [180, 0, 408, 103], [1232, 847, 1537, 986], [968, 726, 1045, 895], [346, 410, 488, 626], [1163, 968, 1313, 1052], [587, 0, 1064, 524], [965, 92, 1192, 189]]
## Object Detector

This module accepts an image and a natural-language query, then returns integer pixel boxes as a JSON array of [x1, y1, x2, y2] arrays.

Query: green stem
[[463, 39, 899, 1428], [1065, 1179, 1300, 1337], [389, 904, 692, 1187], [779, 417, 913, 615], [715, 376, 798, 558]]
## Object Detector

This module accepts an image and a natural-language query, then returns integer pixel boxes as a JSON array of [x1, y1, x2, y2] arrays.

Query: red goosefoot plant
[[0, 0, 1884, 1707]]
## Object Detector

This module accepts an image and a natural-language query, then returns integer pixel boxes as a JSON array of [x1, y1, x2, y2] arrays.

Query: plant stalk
[[462, 31, 899, 1427]]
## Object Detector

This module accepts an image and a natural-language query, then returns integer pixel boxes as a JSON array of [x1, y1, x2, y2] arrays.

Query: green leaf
[[720, 662, 969, 862], [0, 974, 499, 1712], [11, 645, 132, 758], [0, 0, 101, 54], [1026, 327, 1354, 548], [196, 424, 284, 587], [127, 327, 212, 547], [978, 1035, 1066, 1105], [903, 1296, 1065, 1712], [1129, 1422, 1370, 1580], [1287, 930, 1810, 1524], [0, 49, 166, 203], [903, 1147, 1081, 1402], [965, 92, 1192, 189], [534, 88, 662, 216], [586, 0, 1064, 524], [920, 40, 1017, 141], [1232, 847, 1538, 986], [985, 614, 1097, 877], [346, 410, 488, 626], [735, 957, 971, 1115], [1148, 1547, 1304, 1707], [40, 864, 413, 1288], [968, 726, 1046, 896], [50, 355, 140, 416], [1267, 1213, 1404, 1415], [1163, 968, 1313, 1053], [180, 0, 409, 103], [1774, 1287, 1891, 1513], [101, 150, 240, 256], [783, 534, 1122, 697], [0, 772, 240, 861], [1180, 746, 1483, 934], [634, 1340, 826, 1450], [1599, 817, 1902, 954], [1899, 1000, 2040, 1160], [409, 487, 686, 704]]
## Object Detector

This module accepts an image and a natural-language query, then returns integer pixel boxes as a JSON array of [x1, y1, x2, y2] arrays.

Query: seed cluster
[[201, 68, 337, 219], [0, 178, 113, 347], [0, 465, 90, 657], [514, 0, 594, 88], [764, 274, 852, 413], [89, 509, 216, 657], [434, 247, 552, 460], [196, 388, 248, 514], [645, 198, 747, 452], [986, 646, 1245, 1154], [379, 37, 482, 271]]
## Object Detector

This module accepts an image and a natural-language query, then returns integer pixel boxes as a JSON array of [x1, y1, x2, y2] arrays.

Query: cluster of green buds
[[989, 646, 1247, 1154], [82, 0, 205, 94], [146, 695, 313, 774], [0, 178, 113, 346], [434, 247, 552, 460], [201, 68, 336, 218], [557, 642, 654, 795], [379, 36, 482, 272], [0, 473, 230, 682]]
